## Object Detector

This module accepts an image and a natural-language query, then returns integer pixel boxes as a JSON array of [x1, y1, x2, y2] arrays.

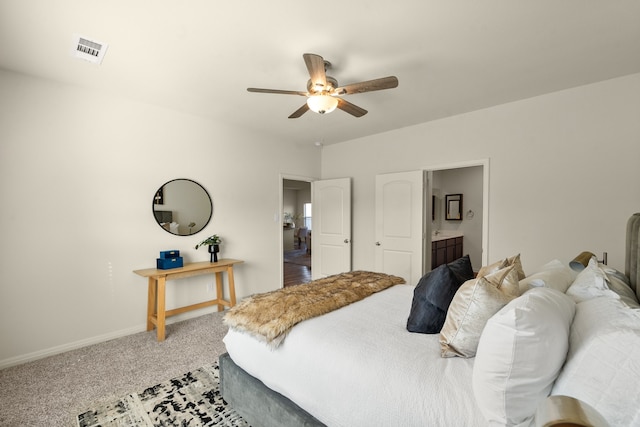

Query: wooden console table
[[134, 259, 243, 341]]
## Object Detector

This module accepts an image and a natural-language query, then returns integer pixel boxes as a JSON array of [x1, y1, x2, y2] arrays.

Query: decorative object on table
[[195, 234, 222, 263], [283, 212, 299, 228], [156, 250, 183, 270], [208, 244, 220, 263]]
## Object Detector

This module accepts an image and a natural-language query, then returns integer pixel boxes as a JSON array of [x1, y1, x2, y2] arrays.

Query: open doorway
[[426, 159, 489, 273], [282, 178, 312, 287]]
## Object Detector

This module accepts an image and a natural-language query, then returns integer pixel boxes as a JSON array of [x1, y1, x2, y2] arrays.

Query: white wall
[[321, 73, 640, 281], [3, 70, 639, 367], [0, 70, 320, 367]]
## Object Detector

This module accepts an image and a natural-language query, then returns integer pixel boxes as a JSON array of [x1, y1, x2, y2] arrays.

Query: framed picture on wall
[[432, 195, 435, 221], [154, 187, 164, 205]]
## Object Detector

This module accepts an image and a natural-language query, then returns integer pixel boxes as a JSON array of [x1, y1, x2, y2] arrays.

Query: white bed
[[222, 214, 640, 427], [223, 284, 484, 427]]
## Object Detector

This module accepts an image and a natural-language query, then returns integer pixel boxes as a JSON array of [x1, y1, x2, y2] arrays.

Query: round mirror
[[152, 179, 213, 236]]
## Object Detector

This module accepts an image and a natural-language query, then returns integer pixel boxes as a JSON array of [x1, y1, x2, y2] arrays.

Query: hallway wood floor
[[283, 261, 312, 287], [283, 243, 312, 287]]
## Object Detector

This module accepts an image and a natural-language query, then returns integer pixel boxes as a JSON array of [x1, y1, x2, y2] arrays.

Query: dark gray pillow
[[447, 255, 474, 283], [406, 255, 474, 334]]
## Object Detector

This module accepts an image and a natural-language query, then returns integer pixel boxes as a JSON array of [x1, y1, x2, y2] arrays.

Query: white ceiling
[[2, 1, 639, 146]]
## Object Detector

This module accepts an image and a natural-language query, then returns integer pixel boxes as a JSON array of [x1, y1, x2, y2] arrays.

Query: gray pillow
[[406, 255, 474, 334], [448, 255, 475, 283]]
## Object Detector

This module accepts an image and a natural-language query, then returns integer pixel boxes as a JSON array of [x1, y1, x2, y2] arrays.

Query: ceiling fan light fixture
[[247, 53, 397, 118], [307, 95, 338, 114]]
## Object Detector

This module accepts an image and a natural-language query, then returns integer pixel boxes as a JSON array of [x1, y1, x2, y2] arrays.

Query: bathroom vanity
[[431, 232, 463, 269]]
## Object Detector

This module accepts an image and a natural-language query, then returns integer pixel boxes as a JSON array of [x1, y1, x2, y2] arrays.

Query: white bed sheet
[[223, 284, 484, 427]]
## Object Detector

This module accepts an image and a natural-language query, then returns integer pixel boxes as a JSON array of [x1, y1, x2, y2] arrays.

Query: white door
[[312, 178, 351, 279], [375, 171, 425, 284]]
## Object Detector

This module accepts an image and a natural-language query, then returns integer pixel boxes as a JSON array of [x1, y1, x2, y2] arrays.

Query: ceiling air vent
[[71, 34, 109, 64]]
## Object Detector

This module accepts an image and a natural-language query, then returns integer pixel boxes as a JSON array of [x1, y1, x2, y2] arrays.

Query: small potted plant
[[195, 234, 222, 263]]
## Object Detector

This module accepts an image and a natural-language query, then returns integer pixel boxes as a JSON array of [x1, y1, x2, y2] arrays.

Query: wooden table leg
[[227, 265, 237, 307], [156, 276, 166, 341], [147, 278, 156, 331], [215, 271, 224, 311]]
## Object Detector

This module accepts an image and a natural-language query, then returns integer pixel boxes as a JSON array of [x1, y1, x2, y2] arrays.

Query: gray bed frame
[[219, 213, 640, 426], [219, 352, 324, 426]]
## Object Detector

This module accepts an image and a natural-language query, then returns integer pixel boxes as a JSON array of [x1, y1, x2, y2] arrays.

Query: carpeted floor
[[0, 311, 232, 427]]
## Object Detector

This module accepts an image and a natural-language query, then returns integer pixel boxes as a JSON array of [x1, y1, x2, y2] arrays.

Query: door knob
[[375, 242, 381, 246], [344, 239, 350, 244]]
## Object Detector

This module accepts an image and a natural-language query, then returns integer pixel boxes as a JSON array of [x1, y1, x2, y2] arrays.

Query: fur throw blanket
[[223, 271, 405, 347]]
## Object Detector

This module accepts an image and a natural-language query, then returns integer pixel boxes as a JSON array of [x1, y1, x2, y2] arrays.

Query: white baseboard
[[0, 307, 217, 370]]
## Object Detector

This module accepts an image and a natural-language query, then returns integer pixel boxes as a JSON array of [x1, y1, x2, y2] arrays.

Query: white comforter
[[224, 284, 484, 427]]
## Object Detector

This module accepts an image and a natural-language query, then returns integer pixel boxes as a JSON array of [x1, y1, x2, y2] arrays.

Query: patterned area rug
[[76, 363, 249, 427]]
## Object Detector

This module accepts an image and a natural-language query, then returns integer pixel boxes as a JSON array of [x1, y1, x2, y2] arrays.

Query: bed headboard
[[626, 213, 640, 298]]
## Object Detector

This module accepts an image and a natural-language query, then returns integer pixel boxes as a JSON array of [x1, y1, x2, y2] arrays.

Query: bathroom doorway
[[428, 160, 488, 273]]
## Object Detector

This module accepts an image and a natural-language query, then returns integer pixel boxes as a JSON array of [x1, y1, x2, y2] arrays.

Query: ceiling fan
[[247, 53, 398, 119]]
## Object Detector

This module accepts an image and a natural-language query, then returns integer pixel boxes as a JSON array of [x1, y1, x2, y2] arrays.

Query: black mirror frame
[[152, 178, 213, 236], [445, 193, 463, 221]]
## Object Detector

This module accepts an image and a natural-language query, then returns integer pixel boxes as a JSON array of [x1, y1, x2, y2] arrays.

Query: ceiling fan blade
[[288, 103, 310, 119], [336, 98, 367, 117], [303, 53, 327, 91], [335, 76, 399, 95], [247, 88, 307, 96]]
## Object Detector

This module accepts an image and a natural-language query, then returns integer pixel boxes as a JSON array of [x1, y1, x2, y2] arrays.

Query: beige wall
[[2, 69, 639, 367], [0, 70, 320, 366], [321, 73, 640, 280]]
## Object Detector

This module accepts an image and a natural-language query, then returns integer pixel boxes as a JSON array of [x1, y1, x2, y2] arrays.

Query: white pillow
[[566, 257, 619, 303], [551, 297, 640, 426], [473, 288, 576, 426], [518, 259, 574, 294]]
